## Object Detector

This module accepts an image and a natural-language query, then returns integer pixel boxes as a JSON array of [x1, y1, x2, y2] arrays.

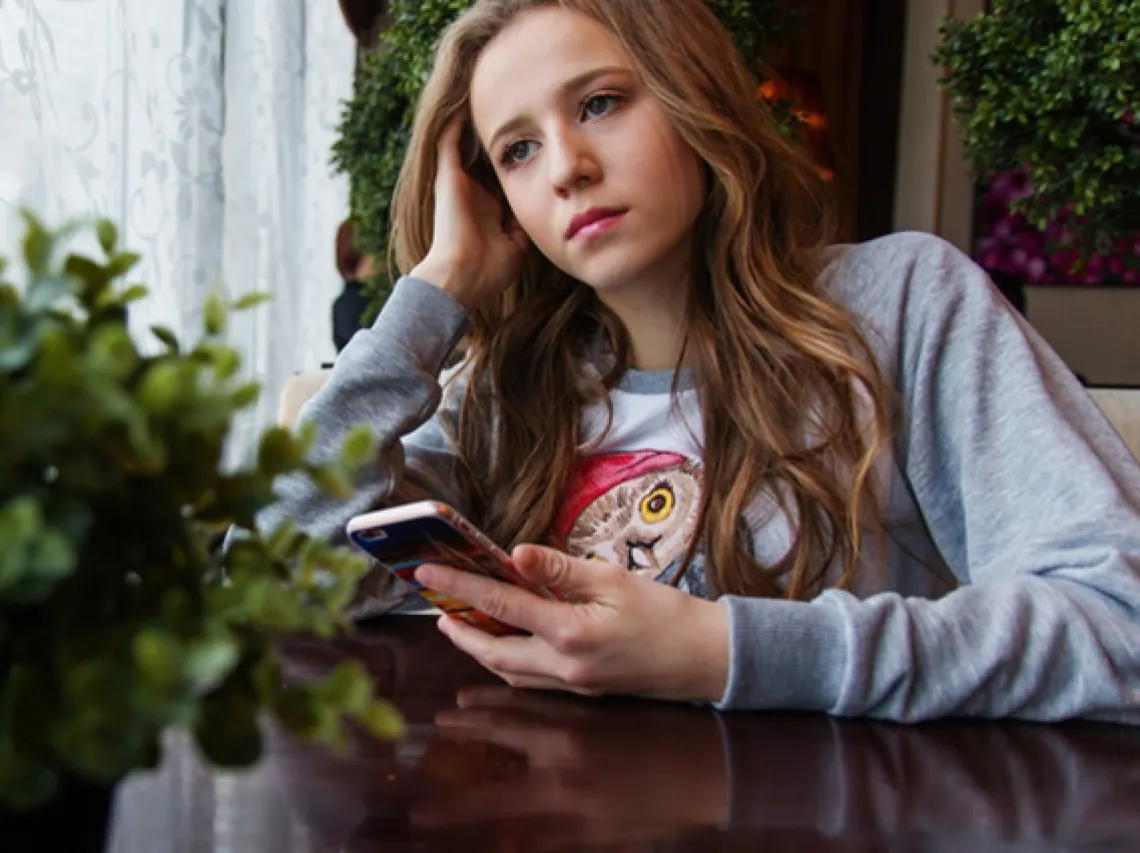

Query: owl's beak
[[627, 538, 662, 572]]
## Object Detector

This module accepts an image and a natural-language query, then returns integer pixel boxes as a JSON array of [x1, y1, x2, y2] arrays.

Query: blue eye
[[582, 93, 621, 120], [497, 93, 624, 171], [501, 139, 537, 167]]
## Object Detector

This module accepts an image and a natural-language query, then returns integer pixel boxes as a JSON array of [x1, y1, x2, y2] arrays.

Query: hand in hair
[[414, 544, 730, 703], [410, 115, 530, 312]]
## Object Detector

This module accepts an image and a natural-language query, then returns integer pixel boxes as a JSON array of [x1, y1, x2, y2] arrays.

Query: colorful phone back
[[349, 507, 528, 636]]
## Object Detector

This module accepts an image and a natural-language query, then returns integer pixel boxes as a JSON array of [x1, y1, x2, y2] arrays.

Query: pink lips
[[566, 207, 627, 240]]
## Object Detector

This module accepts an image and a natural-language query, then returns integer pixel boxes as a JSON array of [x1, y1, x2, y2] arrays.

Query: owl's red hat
[[553, 451, 689, 544]]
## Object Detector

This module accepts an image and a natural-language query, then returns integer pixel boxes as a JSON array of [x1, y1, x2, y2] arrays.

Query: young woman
[[263, 0, 1140, 723]]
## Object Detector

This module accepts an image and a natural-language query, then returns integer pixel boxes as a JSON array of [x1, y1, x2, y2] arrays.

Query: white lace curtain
[[0, 0, 355, 466]]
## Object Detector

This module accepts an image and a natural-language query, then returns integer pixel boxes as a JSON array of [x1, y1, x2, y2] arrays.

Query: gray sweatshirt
[[260, 232, 1140, 724]]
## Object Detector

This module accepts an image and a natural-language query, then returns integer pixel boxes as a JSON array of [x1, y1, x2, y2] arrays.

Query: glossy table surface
[[107, 617, 1140, 852]]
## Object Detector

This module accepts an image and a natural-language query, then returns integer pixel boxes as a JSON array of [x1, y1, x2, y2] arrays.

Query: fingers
[[416, 562, 557, 634], [435, 611, 563, 682], [434, 712, 583, 765], [436, 114, 465, 173], [512, 544, 619, 599], [454, 685, 526, 709], [438, 613, 606, 698], [455, 685, 595, 720]]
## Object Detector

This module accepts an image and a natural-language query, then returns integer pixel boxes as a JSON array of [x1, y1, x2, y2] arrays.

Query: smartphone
[[346, 500, 558, 636]]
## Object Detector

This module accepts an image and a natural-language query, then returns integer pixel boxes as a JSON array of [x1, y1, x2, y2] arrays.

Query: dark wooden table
[[106, 617, 1140, 852]]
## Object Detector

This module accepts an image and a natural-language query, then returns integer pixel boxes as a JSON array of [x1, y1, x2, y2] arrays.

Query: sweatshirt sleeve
[[254, 276, 473, 616], [713, 233, 1140, 724]]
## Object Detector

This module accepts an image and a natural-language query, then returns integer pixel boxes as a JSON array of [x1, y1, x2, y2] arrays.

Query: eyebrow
[[484, 66, 632, 152]]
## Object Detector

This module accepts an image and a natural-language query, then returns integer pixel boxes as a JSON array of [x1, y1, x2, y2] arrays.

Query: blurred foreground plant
[[0, 213, 401, 812]]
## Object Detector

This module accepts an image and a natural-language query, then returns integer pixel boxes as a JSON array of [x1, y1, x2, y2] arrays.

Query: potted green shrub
[[934, 0, 1140, 270], [0, 213, 403, 849], [332, 0, 803, 315]]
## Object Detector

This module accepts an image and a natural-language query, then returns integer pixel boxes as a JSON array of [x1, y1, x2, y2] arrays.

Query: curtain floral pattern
[[0, 0, 354, 467]]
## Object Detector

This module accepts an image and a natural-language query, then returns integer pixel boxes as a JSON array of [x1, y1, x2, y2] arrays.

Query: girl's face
[[469, 7, 707, 298]]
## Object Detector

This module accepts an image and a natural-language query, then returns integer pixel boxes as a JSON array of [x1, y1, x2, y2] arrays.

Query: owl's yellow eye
[[586, 553, 607, 562], [640, 484, 675, 524]]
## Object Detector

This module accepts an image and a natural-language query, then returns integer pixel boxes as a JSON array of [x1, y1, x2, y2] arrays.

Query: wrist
[[684, 597, 731, 704], [409, 257, 476, 311]]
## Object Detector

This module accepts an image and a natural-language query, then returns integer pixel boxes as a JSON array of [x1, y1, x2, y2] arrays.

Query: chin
[[567, 254, 655, 294]]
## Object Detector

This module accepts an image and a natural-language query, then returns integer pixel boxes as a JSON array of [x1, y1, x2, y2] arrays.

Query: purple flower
[[974, 167, 1139, 286]]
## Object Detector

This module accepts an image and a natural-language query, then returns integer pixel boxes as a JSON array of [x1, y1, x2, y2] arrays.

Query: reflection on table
[[108, 617, 1140, 853]]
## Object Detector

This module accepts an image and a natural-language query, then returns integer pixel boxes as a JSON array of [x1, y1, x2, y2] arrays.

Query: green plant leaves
[[233, 292, 271, 311], [150, 325, 180, 354], [203, 293, 227, 336], [359, 699, 406, 740], [106, 251, 141, 279], [193, 664, 264, 768], [0, 216, 403, 812], [89, 325, 139, 381], [0, 327, 38, 372], [183, 631, 241, 694], [0, 499, 77, 603], [230, 381, 261, 409], [21, 211, 54, 276], [136, 360, 194, 416], [338, 425, 377, 470], [307, 464, 353, 501], [132, 629, 188, 691], [64, 255, 112, 305], [270, 662, 406, 747], [96, 219, 119, 255], [258, 427, 305, 478], [25, 275, 78, 312], [935, 0, 1140, 252]]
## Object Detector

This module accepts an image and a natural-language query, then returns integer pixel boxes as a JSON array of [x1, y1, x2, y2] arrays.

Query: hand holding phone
[[346, 501, 559, 636]]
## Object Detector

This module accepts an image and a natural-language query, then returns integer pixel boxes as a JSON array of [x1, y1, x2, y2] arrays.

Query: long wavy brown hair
[[390, 0, 894, 600]]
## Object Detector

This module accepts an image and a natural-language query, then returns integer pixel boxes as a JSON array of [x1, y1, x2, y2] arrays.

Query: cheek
[[645, 130, 706, 221], [503, 185, 558, 249], [670, 150, 707, 222]]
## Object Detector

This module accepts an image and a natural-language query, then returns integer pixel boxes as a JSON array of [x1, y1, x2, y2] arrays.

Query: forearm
[[257, 277, 470, 545], [713, 574, 1140, 723]]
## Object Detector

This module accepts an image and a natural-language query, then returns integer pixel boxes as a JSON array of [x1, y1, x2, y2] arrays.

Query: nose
[[547, 124, 600, 197]]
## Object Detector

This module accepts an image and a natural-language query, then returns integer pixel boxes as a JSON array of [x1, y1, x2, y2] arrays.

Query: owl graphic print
[[554, 450, 708, 595]]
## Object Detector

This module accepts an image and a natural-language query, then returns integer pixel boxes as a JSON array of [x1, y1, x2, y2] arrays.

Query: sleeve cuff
[[713, 595, 848, 712], [367, 275, 470, 370]]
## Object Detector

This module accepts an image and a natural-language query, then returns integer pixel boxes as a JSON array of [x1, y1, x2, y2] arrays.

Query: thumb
[[511, 544, 614, 600]]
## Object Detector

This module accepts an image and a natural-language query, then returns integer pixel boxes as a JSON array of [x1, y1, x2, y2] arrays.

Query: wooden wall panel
[[764, 0, 869, 241]]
